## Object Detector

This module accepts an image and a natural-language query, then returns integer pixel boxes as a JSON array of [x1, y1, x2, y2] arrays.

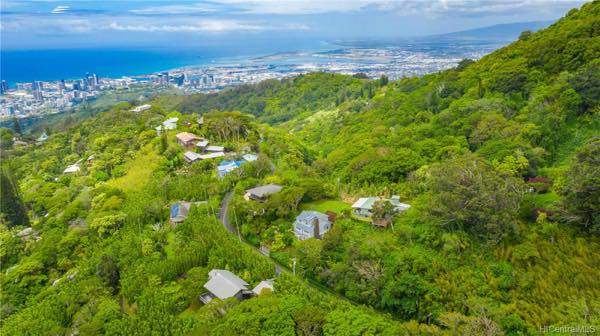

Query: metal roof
[[245, 184, 283, 198], [176, 132, 201, 143], [351, 197, 380, 210], [296, 210, 329, 223], [204, 269, 249, 300], [252, 280, 275, 295]]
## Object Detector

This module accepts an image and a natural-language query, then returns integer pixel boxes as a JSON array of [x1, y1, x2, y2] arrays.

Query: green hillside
[[1, 2, 599, 335]]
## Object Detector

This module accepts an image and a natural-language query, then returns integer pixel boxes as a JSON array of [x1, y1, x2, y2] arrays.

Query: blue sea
[[0, 39, 331, 86]]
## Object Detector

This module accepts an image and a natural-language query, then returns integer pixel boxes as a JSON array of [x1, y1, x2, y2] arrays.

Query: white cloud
[[130, 3, 217, 15], [51, 5, 69, 14], [106, 19, 308, 33], [208, 0, 584, 16], [212, 0, 373, 14], [107, 20, 263, 32]]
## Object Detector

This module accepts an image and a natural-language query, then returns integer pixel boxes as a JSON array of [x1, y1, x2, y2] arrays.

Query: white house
[[131, 104, 151, 113], [155, 117, 179, 135], [293, 210, 332, 240], [63, 163, 81, 174], [352, 195, 410, 217]]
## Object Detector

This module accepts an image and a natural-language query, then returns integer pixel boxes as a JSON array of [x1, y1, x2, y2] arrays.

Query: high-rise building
[[0, 80, 8, 94], [173, 74, 184, 86], [58, 79, 66, 93], [33, 90, 43, 101], [32, 81, 43, 91]]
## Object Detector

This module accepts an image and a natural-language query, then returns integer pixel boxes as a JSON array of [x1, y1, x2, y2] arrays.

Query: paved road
[[218, 191, 235, 233], [216, 155, 363, 304], [217, 190, 365, 304]]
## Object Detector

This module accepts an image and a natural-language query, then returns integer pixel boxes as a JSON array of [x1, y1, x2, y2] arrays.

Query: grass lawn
[[164, 231, 176, 259], [108, 144, 163, 191], [300, 199, 351, 214]]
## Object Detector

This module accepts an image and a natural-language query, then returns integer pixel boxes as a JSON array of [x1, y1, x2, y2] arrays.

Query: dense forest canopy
[[1, 2, 599, 335]]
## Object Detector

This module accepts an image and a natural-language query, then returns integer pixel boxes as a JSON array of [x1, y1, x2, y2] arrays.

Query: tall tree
[[561, 138, 600, 235], [0, 166, 28, 227], [426, 154, 524, 243], [12, 117, 22, 135]]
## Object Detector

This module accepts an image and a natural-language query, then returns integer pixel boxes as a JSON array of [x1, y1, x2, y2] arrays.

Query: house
[[215, 153, 259, 178], [169, 201, 207, 227], [352, 197, 379, 217], [200, 152, 225, 160], [155, 117, 178, 135], [176, 132, 202, 148], [63, 163, 81, 174], [293, 210, 332, 240], [252, 280, 275, 295], [131, 104, 151, 113], [205, 145, 225, 152], [242, 153, 258, 162], [195, 139, 209, 150], [184, 151, 203, 163], [352, 196, 411, 218], [389, 195, 411, 212], [199, 269, 254, 304], [217, 160, 244, 178], [170, 201, 192, 226], [244, 184, 283, 201]]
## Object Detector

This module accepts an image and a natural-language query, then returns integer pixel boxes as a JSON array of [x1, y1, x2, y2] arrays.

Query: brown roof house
[[176, 132, 202, 149]]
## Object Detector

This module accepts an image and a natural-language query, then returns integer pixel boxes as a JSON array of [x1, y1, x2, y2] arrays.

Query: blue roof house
[[217, 160, 245, 178]]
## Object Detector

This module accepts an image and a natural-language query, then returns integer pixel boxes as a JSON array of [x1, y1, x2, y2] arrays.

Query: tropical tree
[[425, 154, 524, 243]]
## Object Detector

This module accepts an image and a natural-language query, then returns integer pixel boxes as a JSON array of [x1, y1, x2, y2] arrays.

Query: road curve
[[217, 190, 364, 306]]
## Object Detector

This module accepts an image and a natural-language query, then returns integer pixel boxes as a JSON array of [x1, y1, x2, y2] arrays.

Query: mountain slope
[[1, 1, 599, 335]]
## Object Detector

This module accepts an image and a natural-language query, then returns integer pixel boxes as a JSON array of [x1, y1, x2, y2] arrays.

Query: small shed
[[252, 280, 275, 295]]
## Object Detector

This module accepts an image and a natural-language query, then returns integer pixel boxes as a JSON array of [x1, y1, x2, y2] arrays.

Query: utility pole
[[292, 257, 297, 276]]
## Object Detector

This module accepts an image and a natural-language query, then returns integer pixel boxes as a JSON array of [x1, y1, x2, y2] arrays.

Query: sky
[[0, 0, 587, 50]]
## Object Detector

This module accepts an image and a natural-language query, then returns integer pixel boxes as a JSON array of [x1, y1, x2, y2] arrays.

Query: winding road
[[217, 190, 365, 306]]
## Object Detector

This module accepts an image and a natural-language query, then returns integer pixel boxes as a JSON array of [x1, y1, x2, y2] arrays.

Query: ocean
[[0, 39, 331, 86]]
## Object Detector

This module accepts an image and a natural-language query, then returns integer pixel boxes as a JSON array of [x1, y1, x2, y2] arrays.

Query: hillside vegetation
[[1, 2, 599, 335]]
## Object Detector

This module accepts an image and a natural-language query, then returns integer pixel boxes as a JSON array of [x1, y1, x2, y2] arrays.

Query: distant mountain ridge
[[433, 20, 554, 40], [334, 20, 554, 47]]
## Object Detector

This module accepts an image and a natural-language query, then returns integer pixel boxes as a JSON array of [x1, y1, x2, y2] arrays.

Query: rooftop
[[246, 184, 283, 198], [176, 132, 201, 143], [204, 269, 249, 300], [352, 197, 380, 210], [296, 210, 329, 223]]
